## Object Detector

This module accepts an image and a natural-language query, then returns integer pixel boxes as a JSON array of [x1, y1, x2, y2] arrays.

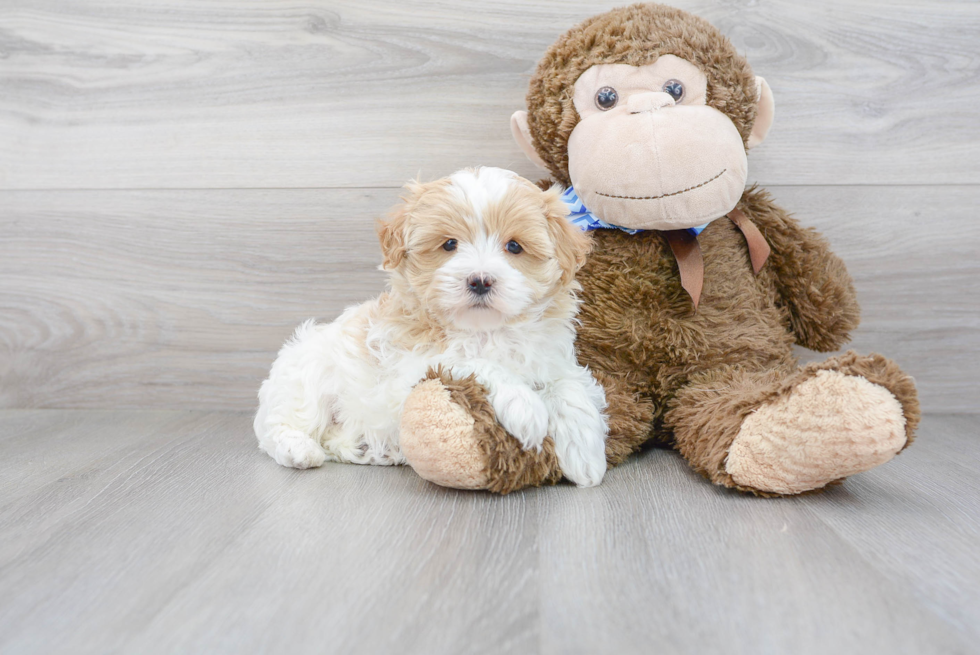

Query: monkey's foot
[[400, 369, 562, 494], [400, 376, 490, 490], [725, 354, 917, 495]]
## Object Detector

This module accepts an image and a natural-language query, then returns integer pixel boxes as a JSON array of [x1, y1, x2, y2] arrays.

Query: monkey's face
[[567, 55, 749, 231]]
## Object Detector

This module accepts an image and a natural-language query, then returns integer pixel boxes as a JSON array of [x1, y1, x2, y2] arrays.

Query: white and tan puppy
[[254, 167, 608, 487]]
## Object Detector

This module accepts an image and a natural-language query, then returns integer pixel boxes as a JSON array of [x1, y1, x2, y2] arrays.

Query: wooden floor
[[1, 411, 977, 654]]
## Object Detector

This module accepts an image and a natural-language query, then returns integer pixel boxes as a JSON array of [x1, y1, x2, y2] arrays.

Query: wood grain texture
[[0, 410, 538, 655], [1, 0, 978, 189], [0, 410, 977, 654], [0, 188, 391, 410], [783, 185, 980, 413], [538, 421, 980, 655], [802, 414, 980, 644], [2, 185, 977, 412]]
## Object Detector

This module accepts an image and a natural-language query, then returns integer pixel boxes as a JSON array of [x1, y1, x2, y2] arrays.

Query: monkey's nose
[[467, 275, 494, 296], [628, 91, 676, 114]]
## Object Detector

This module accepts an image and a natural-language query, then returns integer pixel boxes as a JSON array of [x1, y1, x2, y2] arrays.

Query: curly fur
[[255, 167, 609, 485]]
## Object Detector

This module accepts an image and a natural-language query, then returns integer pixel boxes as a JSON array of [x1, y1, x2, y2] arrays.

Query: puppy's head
[[378, 167, 590, 330]]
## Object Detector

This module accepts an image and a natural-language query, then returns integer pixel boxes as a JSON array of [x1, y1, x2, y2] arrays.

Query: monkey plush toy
[[396, 3, 920, 495]]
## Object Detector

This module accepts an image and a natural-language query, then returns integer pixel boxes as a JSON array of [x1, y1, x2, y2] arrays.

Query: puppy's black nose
[[467, 275, 494, 296]]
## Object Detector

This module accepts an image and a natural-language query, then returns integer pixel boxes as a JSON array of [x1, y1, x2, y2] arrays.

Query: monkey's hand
[[742, 187, 860, 352]]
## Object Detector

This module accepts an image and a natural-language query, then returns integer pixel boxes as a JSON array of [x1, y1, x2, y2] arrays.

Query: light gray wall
[[1, 0, 977, 412]]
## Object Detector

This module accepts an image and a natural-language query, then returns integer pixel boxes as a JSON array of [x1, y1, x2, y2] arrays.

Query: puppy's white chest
[[448, 331, 514, 361], [460, 331, 494, 359]]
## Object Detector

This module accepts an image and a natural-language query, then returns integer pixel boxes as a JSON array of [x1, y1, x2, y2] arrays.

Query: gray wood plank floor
[[1, 411, 977, 655]]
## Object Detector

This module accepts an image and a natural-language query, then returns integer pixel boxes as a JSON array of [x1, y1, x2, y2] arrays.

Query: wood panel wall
[[1, 0, 978, 412]]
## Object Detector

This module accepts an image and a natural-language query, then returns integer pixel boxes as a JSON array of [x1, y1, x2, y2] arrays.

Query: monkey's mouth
[[595, 169, 726, 201]]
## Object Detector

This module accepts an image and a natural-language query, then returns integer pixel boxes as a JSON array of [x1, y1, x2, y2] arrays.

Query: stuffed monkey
[[398, 3, 920, 495]]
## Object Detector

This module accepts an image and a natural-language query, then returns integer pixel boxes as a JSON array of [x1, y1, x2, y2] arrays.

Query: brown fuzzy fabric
[[409, 4, 919, 496], [574, 190, 804, 434], [422, 368, 563, 495], [667, 351, 919, 496], [574, 189, 915, 494], [593, 369, 656, 466], [743, 186, 861, 352], [526, 3, 760, 185], [667, 364, 796, 497]]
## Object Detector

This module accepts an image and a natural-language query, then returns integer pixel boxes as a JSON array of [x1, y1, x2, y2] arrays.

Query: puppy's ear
[[542, 186, 591, 285], [378, 178, 427, 270], [377, 204, 409, 270]]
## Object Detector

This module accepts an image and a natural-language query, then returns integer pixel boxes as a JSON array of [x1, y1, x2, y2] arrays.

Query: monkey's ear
[[747, 76, 775, 149], [510, 111, 550, 170], [377, 205, 408, 270]]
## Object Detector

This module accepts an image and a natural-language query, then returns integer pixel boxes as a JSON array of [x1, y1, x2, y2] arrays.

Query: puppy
[[253, 167, 608, 486]]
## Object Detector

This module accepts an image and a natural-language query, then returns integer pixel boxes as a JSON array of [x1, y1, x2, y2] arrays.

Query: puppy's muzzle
[[467, 274, 495, 297]]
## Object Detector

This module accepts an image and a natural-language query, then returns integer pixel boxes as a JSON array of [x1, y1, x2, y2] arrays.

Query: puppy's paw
[[492, 384, 549, 451], [559, 440, 607, 488], [551, 400, 608, 488], [555, 425, 607, 487], [274, 431, 327, 469]]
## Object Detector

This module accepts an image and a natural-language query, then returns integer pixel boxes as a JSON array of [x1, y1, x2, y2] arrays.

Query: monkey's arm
[[741, 187, 860, 352]]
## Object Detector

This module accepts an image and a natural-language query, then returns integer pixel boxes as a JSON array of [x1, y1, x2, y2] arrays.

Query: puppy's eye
[[505, 240, 523, 255], [662, 79, 684, 102], [595, 86, 618, 110], [442, 239, 457, 252]]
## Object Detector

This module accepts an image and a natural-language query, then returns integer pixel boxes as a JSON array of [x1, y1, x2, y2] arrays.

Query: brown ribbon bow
[[662, 208, 771, 309]]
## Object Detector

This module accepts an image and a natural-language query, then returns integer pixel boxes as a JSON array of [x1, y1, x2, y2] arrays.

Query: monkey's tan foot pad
[[401, 378, 492, 490], [725, 370, 907, 495], [402, 369, 563, 494]]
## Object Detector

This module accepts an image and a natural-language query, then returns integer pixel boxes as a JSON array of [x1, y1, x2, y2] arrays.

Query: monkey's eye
[[442, 239, 457, 252], [662, 79, 685, 102], [595, 86, 619, 110], [505, 240, 523, 255]]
